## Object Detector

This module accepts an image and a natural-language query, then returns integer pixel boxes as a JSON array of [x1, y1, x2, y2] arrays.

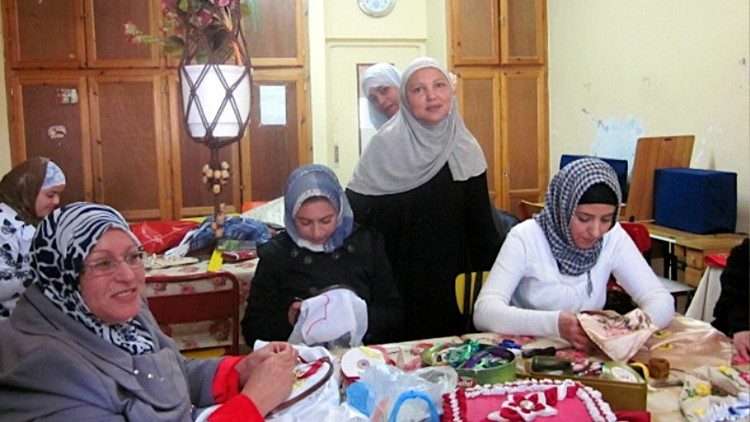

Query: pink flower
[[211, 0, 232, 6]]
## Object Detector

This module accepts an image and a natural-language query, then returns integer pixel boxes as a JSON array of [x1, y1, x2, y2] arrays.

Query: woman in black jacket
[[242, 165, 403, 347]]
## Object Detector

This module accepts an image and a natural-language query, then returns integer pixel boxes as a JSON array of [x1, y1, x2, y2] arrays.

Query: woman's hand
[[236, 342, 298, 386], [239, 346, 298, 416], [558, 311, 593, 351], [287, 301, 302, 326], [733, 330, 750, 360]]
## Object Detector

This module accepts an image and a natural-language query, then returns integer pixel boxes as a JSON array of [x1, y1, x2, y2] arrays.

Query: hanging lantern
[[177, 0, 253, 150]]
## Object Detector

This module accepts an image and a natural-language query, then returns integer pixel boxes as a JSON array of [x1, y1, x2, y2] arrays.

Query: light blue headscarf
[[284, 165, 354, 253], [361, 63, 401, 129], [42, 160, 66, 189]]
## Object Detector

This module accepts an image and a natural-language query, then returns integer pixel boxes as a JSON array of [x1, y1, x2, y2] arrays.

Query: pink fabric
[[577, 309, 658, 362], [704, 253, 728, 268]]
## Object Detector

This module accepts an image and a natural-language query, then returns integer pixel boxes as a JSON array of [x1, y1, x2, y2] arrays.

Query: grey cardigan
[[0, 285, 220, 421]]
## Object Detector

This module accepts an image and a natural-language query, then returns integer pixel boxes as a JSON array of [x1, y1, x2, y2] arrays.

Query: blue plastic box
[[654, 168, 737, 234]]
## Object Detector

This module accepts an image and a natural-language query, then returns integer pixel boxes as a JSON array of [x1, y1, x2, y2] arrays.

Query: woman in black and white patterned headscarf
[[31, 202, 155, 354], [474, 158, 674, 350], [0, 202, 298, 421]]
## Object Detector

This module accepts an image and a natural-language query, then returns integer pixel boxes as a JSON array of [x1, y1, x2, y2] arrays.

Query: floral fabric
[[0, 203, 36, 319]]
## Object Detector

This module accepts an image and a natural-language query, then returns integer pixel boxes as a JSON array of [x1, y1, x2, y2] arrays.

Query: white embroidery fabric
[[288, 288, 368, 348]]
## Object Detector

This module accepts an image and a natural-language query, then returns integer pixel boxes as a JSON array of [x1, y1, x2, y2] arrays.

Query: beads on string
[[202, 161, 231, 194]]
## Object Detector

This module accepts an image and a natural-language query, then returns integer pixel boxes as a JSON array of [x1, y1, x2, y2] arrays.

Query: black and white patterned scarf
[[30, 202, 155, 355], [534, 158, 622, 276]]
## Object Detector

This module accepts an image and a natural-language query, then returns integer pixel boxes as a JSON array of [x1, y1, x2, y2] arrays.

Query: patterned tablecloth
[[144, 258, 258, 351]]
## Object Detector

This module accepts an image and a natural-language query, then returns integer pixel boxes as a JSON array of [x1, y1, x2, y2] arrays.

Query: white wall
[[308, 0, 446, 185], [548, 0, 750, 233]]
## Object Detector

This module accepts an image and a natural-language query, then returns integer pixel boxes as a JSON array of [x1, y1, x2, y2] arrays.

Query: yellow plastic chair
[[455, 271, 489, 331]]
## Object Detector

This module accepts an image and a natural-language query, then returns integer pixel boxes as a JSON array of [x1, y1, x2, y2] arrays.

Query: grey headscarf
[[30, 202, 155, 355], [361, 63, 401, 129], [534, 158, 622, 276], [284, 164, 354, 253], [348, 57, 487, 196]]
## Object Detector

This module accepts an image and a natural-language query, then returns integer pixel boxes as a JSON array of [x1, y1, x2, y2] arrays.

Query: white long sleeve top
[[473, 219, 674, 338]]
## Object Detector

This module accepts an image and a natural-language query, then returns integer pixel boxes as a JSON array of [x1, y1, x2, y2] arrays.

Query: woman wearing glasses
[[0, 202, 297, 421]]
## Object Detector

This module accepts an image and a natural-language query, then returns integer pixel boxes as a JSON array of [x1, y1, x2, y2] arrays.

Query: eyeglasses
[[83, 250, 146, 277]]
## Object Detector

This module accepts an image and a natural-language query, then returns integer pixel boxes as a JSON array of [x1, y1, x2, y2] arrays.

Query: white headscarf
[[361, 63, 401, 129], [348, 57, 487, 196]]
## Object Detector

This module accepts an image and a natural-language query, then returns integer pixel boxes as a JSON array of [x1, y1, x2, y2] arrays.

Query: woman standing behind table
[[0, 202, 297, 420], [473, 158, 674, 350], [242, 164, 402, 347], [0, 156, 65, 319], [361, 63, 401, 129], [347, 57, 501, 340]]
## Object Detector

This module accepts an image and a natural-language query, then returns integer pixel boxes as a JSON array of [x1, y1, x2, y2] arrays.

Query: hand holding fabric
[[288, 301, 302, 326], [558, 311, 592, 351], [236, 342, 297, 386], [239, 345, 298, 416], [733, 330, 750, 361]]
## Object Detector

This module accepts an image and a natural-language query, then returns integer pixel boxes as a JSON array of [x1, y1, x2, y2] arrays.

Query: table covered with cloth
[[357, 315, 741, 422], [144, 258, 257, 351]]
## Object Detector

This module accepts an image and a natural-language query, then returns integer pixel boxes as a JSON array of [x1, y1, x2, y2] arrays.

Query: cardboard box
[[527, 372, 647, 411]]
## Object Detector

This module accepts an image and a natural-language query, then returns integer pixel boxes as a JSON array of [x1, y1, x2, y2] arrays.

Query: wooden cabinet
[[3, 1, 310, 220], [88, 73, 169, 220], [7, 75, 92, 203], [451, 0, 546, 66], [448, 0, 548, 218], [674, 234, 746, 287], [499, 68, 548, 216], [499, 0, 546, 65], [3, 0, 160, 69]]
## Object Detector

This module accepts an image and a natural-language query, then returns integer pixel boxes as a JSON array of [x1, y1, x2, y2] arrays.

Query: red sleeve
[[208, 394, 264, 422], [212, 356, 244, 403]]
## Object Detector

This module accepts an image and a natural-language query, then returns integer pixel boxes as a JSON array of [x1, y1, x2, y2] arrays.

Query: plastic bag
[[129, 220, 198, 254], [349, 364, 457, 421], [188, 215, 271, 251]]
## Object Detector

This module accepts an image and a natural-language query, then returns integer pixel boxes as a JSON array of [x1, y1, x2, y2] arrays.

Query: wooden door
[[500, 68, 548, 217], [245, 68, 309, 201], [245, 0, 306, 67], [83, 0, 161, 68], [88, 72, 170, 221], [500, 0, 546, 65], [449, 0, 500, 66], [167, 74, 243, 218], [454, 69, 501, 205], [3, 0, 86, 69], [7, 74, 92, 204]]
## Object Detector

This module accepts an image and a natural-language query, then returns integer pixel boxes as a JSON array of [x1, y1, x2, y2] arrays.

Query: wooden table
[[372, 316, 736, 421], [643, 223, 745, 286]]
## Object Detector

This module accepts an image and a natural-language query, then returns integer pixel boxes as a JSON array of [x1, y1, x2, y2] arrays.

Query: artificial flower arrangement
[[124, 0, 258, 63]]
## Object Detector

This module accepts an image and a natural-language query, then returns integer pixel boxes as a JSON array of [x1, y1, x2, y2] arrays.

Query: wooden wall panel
[[14, 78, 89, 204], [89, 75, 168, 220], [5, 0, 85, 68]]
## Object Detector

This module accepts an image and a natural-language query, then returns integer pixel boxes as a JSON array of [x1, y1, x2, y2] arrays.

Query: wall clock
[[357, 0, 396, 17]]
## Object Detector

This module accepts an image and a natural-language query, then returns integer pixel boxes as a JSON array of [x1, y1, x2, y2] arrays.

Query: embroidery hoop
[[268, 356, 334, 415]]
